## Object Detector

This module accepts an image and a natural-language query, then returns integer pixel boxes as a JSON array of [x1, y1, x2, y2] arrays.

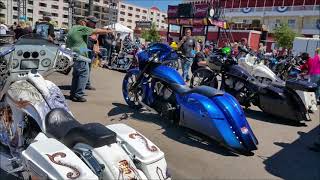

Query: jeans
[[100, 48, 108, 62], [70, 61, 89, 98], [182, 57, 193, 81], [310, 74, 320, 101]]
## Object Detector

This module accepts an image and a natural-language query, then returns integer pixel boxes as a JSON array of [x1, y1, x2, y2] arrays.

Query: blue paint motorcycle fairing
[[122, 43, 258, 154]]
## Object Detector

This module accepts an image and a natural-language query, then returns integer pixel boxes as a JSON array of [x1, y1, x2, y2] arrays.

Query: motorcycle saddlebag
[[286, 79, 317, 92], [106, 123, 169, 179]]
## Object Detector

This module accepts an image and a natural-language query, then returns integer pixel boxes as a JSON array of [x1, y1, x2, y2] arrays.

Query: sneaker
[[86, 86, 96, 90], [71, 96, 87, 102]]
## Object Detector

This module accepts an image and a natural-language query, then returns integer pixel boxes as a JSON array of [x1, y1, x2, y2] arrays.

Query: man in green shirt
[[67, 17, 112, 102]]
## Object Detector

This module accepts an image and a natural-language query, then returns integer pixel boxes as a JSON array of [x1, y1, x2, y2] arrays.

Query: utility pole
[[17, 0, 26, 23], [68, 0, 74, 29], [88, 0, 93, 16]]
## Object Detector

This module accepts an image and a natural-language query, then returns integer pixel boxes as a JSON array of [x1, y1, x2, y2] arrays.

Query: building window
[[127, 19, 132, 23], [39, 3, 47, 7], [128, 13, 132, 17], [120, 11, 125, 15], [128, 7, 133, 10], [135, 15, 140, 18], [136, 8, 140, 12], [120, 18, 124, 21], [151, 12, 154, 15], [128, 26, 132, 29], [143, 10, 147, 13], [94, 0, 100, 2], [28, 0, 33, 5], [161, 26, 164, 29], [162, 15, 166, 18], [63, 7, 68, 11], [142, 16, 146, 20], [288, 19, 296, 28], [161, 20, 165, 23], [52, 13, 58, 17], [13, 7, 18, 11], [157, 13, 160, 16], [27, 9, 33, 13], [150, 18, 153, 21], [121, 5, 126, 8], [52, 5, 59, 9], [63, 15, 68, 18]]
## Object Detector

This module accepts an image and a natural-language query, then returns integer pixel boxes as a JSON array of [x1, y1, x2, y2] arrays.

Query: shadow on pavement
[[108, 103, 239, 157], [264, 126, 320, 180], [244, 109, 307, 127]]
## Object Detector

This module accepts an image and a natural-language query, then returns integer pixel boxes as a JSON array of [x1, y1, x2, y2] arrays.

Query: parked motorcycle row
[[0, 34, 318, 179], [0, 34, 170, 179]]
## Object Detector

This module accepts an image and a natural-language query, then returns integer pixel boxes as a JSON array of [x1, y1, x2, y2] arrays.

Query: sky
[[124, 0, 182, 12]]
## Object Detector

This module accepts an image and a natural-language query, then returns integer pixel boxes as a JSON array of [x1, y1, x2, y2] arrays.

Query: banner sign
[[168, 5, 179, 18], [192, 27, 205, 35], [179, 19, 192, 25], [194, 4, 208, 18], [209, 18, 227, 29], [192, 18, 208, 26], [136, 21, 152, 28], [168, 19, 178, 24]]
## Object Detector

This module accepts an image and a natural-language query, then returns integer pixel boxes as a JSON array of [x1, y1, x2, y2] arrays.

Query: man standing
[[34, 15, 55, 42], [99, 28, 115, 66], [178, 28, 196, 82], [66, 17, 112, 102], [85, 16, 99, 91]]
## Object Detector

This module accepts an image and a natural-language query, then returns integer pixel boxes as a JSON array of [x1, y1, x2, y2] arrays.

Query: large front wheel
[[190, 68, 218, 88], [122, 69, 143, 109]]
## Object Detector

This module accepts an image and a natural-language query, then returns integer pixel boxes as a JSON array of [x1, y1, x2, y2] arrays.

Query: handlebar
[[0, 46, 15, 57]]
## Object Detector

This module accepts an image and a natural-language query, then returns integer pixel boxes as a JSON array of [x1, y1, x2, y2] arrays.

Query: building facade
[[117, 2, 168, 30], [0, 0, 119, 28], [72, 0, 119, 27], [0, 0, 70, 27], [182, 0, 320, 36]]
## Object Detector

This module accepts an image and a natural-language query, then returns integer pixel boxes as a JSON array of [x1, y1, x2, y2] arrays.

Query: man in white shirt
[[0, 19, 8, 35]]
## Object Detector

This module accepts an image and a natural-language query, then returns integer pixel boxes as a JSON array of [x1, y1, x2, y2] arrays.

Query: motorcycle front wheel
[[190, 68, 218, 88], [122, 70, 143, 109]]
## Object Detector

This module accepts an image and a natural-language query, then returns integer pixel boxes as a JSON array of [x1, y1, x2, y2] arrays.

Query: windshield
[[15, 34, 57, 46]]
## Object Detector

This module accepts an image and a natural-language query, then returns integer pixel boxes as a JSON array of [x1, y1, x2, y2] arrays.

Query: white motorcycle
[[237, 47, 318, 112], [0, 34, 170, 180]]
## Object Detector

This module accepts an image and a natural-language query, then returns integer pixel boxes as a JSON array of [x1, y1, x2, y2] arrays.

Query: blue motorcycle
[[122, 43, 258, 154]]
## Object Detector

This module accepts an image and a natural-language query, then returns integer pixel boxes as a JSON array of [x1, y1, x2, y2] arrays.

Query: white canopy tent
[[104, 23, 134, 39]]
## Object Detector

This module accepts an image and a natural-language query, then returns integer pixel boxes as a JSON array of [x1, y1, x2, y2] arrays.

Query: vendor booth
[[105, 23, 134, 39]]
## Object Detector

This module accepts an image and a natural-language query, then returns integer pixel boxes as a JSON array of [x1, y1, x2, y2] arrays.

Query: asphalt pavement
[[47, 67, 320, 180]]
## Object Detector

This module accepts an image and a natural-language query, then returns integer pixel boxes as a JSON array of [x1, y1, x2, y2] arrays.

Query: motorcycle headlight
[[11, 59, 19, 69]]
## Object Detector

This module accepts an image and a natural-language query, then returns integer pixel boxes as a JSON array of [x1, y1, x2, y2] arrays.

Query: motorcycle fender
[[151, 65, 185, 85], [22, 133, 98, 180], [295, 90, 318, 111], [107, 123, 169, 180], [251, 65, 278, 81]]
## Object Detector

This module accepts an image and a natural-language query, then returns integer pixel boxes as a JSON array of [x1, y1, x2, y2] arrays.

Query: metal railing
[[224, 5, 319, 13]]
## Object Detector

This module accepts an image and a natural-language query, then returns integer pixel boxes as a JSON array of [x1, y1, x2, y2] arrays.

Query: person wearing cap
[[34, 14, 55, 42], [66, 17, 112, 102], [85, 16, 99, 91]]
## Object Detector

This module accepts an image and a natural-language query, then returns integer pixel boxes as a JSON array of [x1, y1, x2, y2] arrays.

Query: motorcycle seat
[[285, 79, 317, 92], [171, 84, 224, 97], [45, 108, 117, 148]]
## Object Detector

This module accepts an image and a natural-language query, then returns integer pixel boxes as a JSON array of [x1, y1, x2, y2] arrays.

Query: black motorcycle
[[190, 47, 315, 122]]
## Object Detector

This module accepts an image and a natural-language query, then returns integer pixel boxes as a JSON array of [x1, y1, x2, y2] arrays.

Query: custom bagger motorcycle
[[191, 47, 316, 122], [0, 34, 170, 179], [122, 43, 258, 155]]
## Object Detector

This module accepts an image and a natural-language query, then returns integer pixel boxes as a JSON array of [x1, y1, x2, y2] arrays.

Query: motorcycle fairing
[[151, 65, 185, 85], [6, 73, 71, 132], [177, 92, 257, 152], [226, 65, 253, 80], [22, 133, 98, 180]]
